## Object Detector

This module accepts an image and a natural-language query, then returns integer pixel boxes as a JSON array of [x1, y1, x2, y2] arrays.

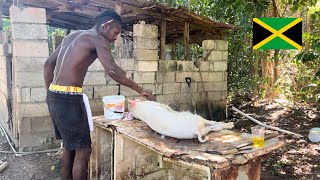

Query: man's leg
[[72, 147, 92, 180], [62, 149, 75, 180]]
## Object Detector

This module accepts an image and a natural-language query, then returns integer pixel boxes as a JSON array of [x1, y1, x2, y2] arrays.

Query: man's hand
[[140, 89, 156, 101]]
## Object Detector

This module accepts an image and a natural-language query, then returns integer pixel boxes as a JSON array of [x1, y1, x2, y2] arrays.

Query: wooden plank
[[160, 19, 166, 60], [172, 43, 176, 60], [184, 21, 190, 61]]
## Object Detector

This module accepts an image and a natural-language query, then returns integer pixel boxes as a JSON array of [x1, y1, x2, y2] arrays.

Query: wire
[[0, 121, 63, 156]]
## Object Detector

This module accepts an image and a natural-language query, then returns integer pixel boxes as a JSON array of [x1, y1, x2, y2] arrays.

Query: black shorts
[[46, 91, 91, 150]]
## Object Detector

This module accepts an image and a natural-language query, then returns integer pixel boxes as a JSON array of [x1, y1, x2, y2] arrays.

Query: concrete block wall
[[7, 8, 228, 150], [10, 6, 59, 151], [85, 22, 228, 120]]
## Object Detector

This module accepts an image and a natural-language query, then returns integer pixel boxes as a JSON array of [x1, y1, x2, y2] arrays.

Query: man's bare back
[[53, 30, 105, 87]]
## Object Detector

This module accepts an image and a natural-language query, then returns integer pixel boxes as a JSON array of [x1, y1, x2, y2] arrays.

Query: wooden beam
[[184, 21, 190, 61], [160, 19, 166, 60], [172, 43, 176, 60]]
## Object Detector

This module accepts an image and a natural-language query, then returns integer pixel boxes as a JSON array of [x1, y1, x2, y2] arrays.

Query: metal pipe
[[231, 106, 303, 138], [0, 121, 63, 156]]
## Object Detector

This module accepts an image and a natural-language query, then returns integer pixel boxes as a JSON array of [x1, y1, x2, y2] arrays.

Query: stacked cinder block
[[10, 6, 59, 151], [155, 39, 228, 119], [127, 23, 160, 99]]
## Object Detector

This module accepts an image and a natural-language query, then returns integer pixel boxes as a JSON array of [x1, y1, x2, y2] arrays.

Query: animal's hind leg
[[203, 119, 234, 131], [197, 126, 213, 143]]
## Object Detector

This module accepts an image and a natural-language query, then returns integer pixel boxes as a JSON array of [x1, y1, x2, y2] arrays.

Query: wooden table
[[89, 115, 284, 180]]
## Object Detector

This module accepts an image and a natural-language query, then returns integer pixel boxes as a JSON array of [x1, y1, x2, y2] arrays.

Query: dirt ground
[[0, 99, 319, 180]]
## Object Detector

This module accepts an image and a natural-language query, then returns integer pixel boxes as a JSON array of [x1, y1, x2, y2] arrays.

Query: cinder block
[[202, 40, 216, 50], [173, 93, 194, 104], [214, 82, 227, 91], [31, 116, 53, 133], [16, 102, 50, 117], [133, 72, 155, 84], [207, 91, 222, 101], [31, 87, 46, 102], [177, 61, 195, 71], [93, 85, 119, 99], [215, 40, 228, 50], [0, 32, 9, 44], [105, 71, 133, 85], [135, 61, 158, 72], [19, 131, 55, 148], [133, 37, 158, 50], [87, 99, 104, 115], [176, 72, 192, 82], [159, 60, 177, 72], [133, 23, 158, 38], [205, 50, 223, 61], [18, 117, 31, 134], [208, 72, 224, 82], [213, 61, 227, 71], [12, 24, 48, 40], [162, 83, 181, 94], [13, 40, 49, 57], [0, 56, 7, 69], [119, 58, 135, 71], [10, 6, 46, 24], [156, 94, 176, 104], [133, 49, 158, 61], [156, 72, 175, 83], [13, 57, 46, 72], [197, 82, 215, 91], [192, 72, 209, 82], [179, 103, 194, 112], [222, 90, 227, 99], [0, 44, 8, 56], [82, 86, 94, 99], [199, 61, 210, 71], [181, 83, 197, 93], [88, 59, 104, 71], [16, 87, 31, 103], [83, 72, 106, 85], [222, 51, 228, 61], [120, 85, 140, 96], [143, 84, 162, 94], [14, 72, 45, 87], [0, 80, 7, 94], [224, 71, 228, 81]]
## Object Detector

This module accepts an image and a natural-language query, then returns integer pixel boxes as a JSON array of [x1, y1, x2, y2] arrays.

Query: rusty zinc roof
[[4, 0, 236, 44]]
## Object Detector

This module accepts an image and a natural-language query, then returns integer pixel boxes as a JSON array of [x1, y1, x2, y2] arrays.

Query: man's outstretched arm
[[95, 38, 155, 100]]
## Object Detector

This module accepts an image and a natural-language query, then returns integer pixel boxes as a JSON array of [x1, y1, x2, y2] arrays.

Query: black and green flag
[[253, 18, 302, 50]]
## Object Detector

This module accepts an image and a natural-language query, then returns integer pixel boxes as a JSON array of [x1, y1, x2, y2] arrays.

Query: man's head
[[95, 10, 122, 42]]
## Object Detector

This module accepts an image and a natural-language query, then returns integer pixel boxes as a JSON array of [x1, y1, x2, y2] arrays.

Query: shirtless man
[[44, 10, 155, 180]]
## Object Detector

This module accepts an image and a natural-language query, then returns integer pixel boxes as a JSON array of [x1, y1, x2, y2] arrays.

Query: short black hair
[[95, 10, 122, 27]]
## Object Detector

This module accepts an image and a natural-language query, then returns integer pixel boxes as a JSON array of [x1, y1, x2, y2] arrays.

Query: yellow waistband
[[49, 84, 82, 93]]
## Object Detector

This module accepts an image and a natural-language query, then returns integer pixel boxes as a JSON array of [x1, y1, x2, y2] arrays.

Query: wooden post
[[160, 20, 166, 60], [172, 43, 176, 60], [184, 21, 190, 61], [114, 0, 123, 59]]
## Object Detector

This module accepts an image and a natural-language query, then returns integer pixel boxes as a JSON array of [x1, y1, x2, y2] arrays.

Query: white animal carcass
[[130, 100, 234, 143]]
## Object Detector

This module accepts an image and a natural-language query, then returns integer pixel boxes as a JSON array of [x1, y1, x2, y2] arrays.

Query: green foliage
[[291, 2, 320, 103], [47, 26, 66, 54]]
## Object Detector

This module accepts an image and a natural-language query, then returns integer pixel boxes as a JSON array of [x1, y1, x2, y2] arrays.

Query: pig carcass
[[129, 100, 234, 143]]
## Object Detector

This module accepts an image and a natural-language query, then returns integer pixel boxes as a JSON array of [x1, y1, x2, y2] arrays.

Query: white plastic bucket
[[102, 95, 125, 120]]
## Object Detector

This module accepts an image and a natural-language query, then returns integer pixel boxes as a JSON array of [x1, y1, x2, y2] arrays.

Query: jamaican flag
[[253, 18, 302, 50]]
